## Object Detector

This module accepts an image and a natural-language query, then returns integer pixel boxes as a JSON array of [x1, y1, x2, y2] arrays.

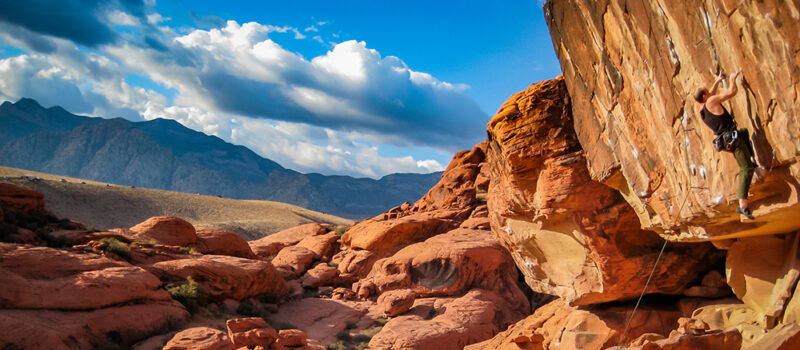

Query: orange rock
[[0, 300, 188, 349], [164, 327, 235, 350], [353, 229, 528, 313], [0, 183, 45, 213], [369, 289, 525, 350], [272, 245, 316, 279], [149, 255, 288, 300], [607, 328, 742, 350], [275, 329, 308, 347], [300, 263, 339, 288], [296, 232, 338, 261], [0, 243, 171, 309], [249, 223, 328, 258], [747, 323, 800, 350], [331, 248, 386, 280], [194, 228, 257, 259], [226, 317, 277, 348], [269, 297, 373, 345], [130, 216, 197, 246], [545, 0, 800, 240], [465, 298, 690, 350], [377, 289, 416, 317], [486, 78, 717, 305], [341, 213, 456, 251]]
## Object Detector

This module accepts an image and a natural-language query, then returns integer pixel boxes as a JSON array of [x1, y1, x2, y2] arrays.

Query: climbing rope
[[617, 185, 694, 347]]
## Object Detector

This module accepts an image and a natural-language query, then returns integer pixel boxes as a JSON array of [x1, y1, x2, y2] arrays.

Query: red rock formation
[[226, 317, 278, 348], [341, 142, 487, 252], [300, 263, 340, 288], [487, 77, 716, 305], [0, 243, 171, 309], [272, 245, 317, 279], [194, 228, 257, 259], [249, 223, 328, 258], [545, 0, 800, 240], [369, 289, 526, 350], [377, 289, 416, 317], [164, 327, 235, 350], [353, 228, 529, 313], [0, 183, 45, 214], [131, 216, 197, 246], [148, 255, 289, 300]]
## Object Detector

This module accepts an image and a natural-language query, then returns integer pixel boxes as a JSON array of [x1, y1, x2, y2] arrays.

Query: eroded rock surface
[[545, 0, 800, 240], [486, 77, 716, 305]]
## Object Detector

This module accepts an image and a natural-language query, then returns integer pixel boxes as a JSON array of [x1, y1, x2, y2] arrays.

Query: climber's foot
[[736, 206, 755, 220]]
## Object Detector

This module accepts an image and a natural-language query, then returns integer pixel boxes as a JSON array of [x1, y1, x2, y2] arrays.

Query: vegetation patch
[[327, 318, 386, 350], [329, 225, 350, 236], [167, 277, 207, 313], [177, 246, 200, 255], [99, 238, 131, 260]]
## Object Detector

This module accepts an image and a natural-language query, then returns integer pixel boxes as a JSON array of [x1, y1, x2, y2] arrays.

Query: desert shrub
[[178, 246, 200, 255], [0, 222, 19, 243], [266, 317, 297, 331], [355, 342, 369, 350], [374, 317, 388, 326], [167, 277, 207, 313], [359, 326, 382, 339], [41, 230, 73, 248], [345, 321, 358, 330], [330, 225, 349, 236], [327, 261, 339, 268], [99, 238, 131, 260], [335, 330, 352, 342], [327, 341, 348, 350]]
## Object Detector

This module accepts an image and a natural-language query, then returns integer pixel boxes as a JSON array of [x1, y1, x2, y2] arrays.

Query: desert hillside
[[0, 166, 351, 240]]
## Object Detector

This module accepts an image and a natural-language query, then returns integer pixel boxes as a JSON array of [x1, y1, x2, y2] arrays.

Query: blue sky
[[0, 0, 561, 178]]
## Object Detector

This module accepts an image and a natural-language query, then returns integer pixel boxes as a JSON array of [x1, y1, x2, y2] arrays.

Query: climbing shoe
[[736, 207, 755, 220]]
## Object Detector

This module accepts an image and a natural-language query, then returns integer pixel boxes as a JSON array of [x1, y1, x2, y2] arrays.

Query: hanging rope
[[617, 185, 694, 347]]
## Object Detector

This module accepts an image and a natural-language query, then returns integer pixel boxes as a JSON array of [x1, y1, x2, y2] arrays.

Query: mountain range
[[0, 98, 441, 219]]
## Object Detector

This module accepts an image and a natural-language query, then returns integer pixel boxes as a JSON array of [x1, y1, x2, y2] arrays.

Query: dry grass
[[1, 166, 352, 240]]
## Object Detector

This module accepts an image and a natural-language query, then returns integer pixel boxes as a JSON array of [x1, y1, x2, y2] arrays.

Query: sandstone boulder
[[545, 0, 800, 240], [275, 329, 308, 348], [0, 182, 45, 213], [486, 77, 717, 305], [296, 232, 339, 261], [164, 327, 235, 350], [0, 243, 171, 309], [149, 254, 289, 301], [194, 228, 257, 259], [131, 216, 197, 246], [377, 289, 416, 317], [249, 223, 328, 258], [352, 228, 528, 313], [300, 263, 340, 288], [226, 317, 278, 348], [272, 245, 316, 279], [1, 301, 188, 349], [269, 297, 374, 345], [369, 289, 525, 350]]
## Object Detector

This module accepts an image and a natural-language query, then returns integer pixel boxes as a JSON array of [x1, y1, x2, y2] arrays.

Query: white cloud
[[304, 25, 318, 32], [108, 9, 139, 26]]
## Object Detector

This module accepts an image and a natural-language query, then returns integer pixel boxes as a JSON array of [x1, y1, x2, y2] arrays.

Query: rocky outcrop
[[0, 182, 44, 214], [164, 327, 235, 350], [194, 228, 257, 259], [131, 216, 197, 246], [369, 289, 526, 350], [148, 255, 289, 301], [0, 243, 188, 349], [544, 0, 800, 240], [487, 77, 717, 305], [249, 223, 328, 258], [352, 228, 528, 313]]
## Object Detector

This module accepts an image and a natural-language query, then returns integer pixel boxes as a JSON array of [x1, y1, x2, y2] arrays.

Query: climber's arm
[[714, 71, 741, 103]]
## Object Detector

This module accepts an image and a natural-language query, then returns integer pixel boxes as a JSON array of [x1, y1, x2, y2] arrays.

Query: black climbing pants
[[733, 128, 756, 199]]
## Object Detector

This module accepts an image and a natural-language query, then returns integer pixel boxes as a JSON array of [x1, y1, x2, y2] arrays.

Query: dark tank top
[[701, 105, 736, 135]]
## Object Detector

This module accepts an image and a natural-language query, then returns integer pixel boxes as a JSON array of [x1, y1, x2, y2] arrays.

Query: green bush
[[167, 277, 207, 313], [99, 238, 130, 259], [336, 330, 352, 342], [345, 321, 358, 330], [327, 341, 348, 350], [330, 225, 349, 236], [359, 326, 382, 339], [355, 342, 370, 350], [178, 246, 200, 255]]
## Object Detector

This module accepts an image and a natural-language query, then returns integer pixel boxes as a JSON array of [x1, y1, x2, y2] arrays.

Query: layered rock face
[[545, 0, 800, 240], [487, 77, 716, 305]]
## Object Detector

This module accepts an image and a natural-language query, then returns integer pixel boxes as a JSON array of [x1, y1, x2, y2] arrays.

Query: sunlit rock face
[[486, 77, 717, 305], [545, 0, 800, 240]]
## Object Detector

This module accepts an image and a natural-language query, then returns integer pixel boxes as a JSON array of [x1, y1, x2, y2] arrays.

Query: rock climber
[[694, 70, 756, 220]]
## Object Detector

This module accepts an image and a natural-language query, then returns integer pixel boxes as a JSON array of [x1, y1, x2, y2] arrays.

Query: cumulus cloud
[[108, 21, 487, 152], [0, 5, 481, 178]]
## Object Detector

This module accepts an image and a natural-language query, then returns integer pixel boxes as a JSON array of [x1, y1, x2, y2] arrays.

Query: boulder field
[[3, 1, 800, 349]]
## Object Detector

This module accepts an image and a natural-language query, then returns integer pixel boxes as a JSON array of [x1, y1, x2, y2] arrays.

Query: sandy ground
[[1, 166, 352, 240]]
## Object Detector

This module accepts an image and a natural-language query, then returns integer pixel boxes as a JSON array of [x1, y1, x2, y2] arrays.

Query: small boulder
[[272, 246, 316, 279], [377, 289, 416, 317], [194, 228, 257, 259], [275, 329, 308, 347], [300, 263, 340, 288], [226, 317, 278, 348], [164, 327, 235, 350], [249, 223, 328, 257], [130, 216, 196, 246]]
